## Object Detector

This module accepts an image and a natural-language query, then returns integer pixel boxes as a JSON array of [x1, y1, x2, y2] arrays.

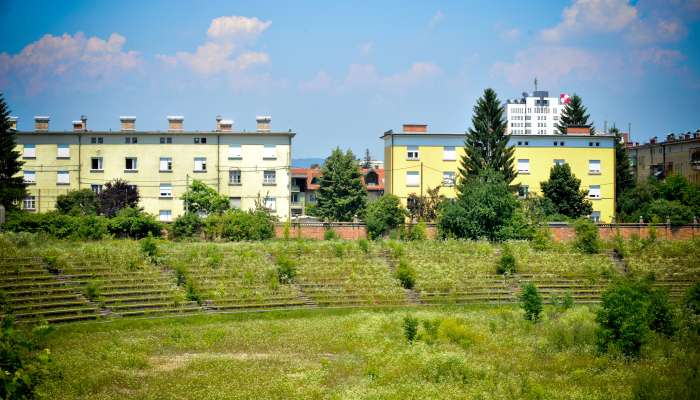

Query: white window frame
[[517, 159, 530, 174], [589, 185, 601, 199], [159, 183, 173, 198], [160, 157, 172, 172], [228, 144, 242, 159], [406, 171, 420, 187], [56, 171, 69, 185], [23, 144, 36, 158], [90, 184, 102, 194], [263, 145, 276, 159], [443, 146, 456, 161], [263, 170, 276, 185], [229, 197, 241, 209], [442, 171, 455, 187], [264, 196, 276, 211], [91, 157, 103, 171], [588, 160, 601, 174], [23, 196, 36, 210], [406, 146, 419, 160], [229, 169, 241, 185], [57, 144, 70, 159], [590, 211, 601, 223], [194, 157, 207, 172], [553, 159, 566, 166], [125, 157, 138, 171], [23, 171, 36, 184], [159, 210, 172, 222]]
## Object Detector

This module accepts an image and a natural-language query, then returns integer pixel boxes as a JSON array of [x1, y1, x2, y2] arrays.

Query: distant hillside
[[292, 158, 325, 168]]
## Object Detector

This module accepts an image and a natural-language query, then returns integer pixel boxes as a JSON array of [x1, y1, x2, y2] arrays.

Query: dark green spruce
[[0, 93, 26, 210], [556, 94, 595, 135]]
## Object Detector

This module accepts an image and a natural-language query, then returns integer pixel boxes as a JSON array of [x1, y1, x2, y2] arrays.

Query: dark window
[[595, 142, 600, 147], [517, 141, 522, 146], [194, 137, 200, 144], [554, 142, 558, 146], [91, 137, 97, 144], [201, 137, 207, 144], [589, 142, 593, 146], [524, 141, 529, 145], [560, 141, 564, 146], [160, 137, 165, 144], [167, 137, 172, 144]]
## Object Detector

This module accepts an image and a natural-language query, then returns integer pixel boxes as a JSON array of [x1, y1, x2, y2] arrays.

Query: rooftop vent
[[8, 116, 17, 131], [215, 115, 233, 132], [650, 136, 657, 145], [667, 133, 675, 142], [256, 116, 271, 132], [403, 124, 428, 133], [167, 116, 184, 132], [72, 115, 88, 132], [120, 116, 136, 131], [34, 116, 49, 132]]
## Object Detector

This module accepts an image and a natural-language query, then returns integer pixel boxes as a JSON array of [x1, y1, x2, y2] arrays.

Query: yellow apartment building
[[382, 124, 616, 222], [13, 115, 294, 221]]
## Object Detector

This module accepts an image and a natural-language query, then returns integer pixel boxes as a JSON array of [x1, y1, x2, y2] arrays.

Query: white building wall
[[506, 91, 566, 135]]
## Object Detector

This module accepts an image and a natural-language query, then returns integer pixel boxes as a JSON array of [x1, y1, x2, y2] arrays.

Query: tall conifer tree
[[540, 163, 593, 218], [610, 126, 635, 211], [0, 94, 26, 210], [457, 88, 515, 191], [315, 147, 367, 221], [556, 94, 595, 135]]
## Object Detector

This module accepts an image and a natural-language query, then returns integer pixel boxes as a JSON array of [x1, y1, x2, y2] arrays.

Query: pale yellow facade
[[16, 128, 294, 220], [383, 131, 616, 222]]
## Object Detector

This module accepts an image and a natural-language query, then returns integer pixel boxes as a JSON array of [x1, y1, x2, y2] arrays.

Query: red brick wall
[[275, 223, 699, 241]]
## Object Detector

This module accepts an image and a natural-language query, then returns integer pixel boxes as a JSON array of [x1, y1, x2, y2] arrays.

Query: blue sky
[[1, 0, 699, 159]]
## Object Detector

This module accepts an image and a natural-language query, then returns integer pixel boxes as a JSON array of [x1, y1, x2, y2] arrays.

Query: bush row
[[172, 209, 275, 241]]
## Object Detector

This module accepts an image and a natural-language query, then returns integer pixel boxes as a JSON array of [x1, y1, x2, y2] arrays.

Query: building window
[[589, 160, 601, 174], [160, 137, 173, 144], [160, 157, 172, 172], [125, 137, 138, 144], [23, 144, 36, 158], [442, 171, 455, 186], [194, 137, 207, 144], [560, 141, 565, 146], [23, 171, 36, 184], [159, 184, 173, 198], [91, 157, 103, 171], [291, 193, 299, 203], [407, 146, 419, 160], [90, 184, 102, 194], [264, 196, 276, 211], [590, 211, 601, 222], [553, 159, 566, 166], [22, 196, 36, 211], [159, 210, 172, 222], [263, 170, 276, 185], [589, 185, 601, 199], [263, 145, 276, 159], [443, 146, 456, 161], [406, 171, 420, 187], [125, 157, 138, 171], [517, 159, 530, 173], [229, 197, 241, 209], [518, 185, 529, 199], [229, 169, 241, 185], [194, 157, 207, 172], [228, 145, 242, 159], [57, 144, 70, 158], [57, 171, 69, 185], [309, 193, 317, 202]]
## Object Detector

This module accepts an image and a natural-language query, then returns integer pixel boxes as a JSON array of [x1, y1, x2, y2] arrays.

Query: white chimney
[[256, 115, 271, 132], [167, 116, 184, 132], [218, 119, 233, 132], [72, 115, 88, 132], [120, 116, 136, 131], [34, 116, 50, 132], [9, 116, 18, 131]]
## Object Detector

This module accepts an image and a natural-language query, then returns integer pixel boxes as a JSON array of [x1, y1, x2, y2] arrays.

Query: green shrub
[[172, 212, 203, 239], [4, 211, 109, 240], [323, 228, 338, 241], [83, 281, 101, 302], [365, 194, 407, 239], [573, 218, 599, 254], [275, 254, 297, 284], [333, 242, 345, 258], [595, 280, 651, 357], [404, 222, 427, 241], [357, 238, 369, 253], [520, 283, 543, 322], [685, 282, 700, 317], [139, 235, 159, 261], [403, 316, 419, 343], [647, 288, 676, 337], [546, 307, 596, 351], [496, 245, 516, 274], [185, 280, 202, 304], [209, 209, 275, 241], [550, 290, 574, 312], [283, 220, 291, 241], [108, 208, 163, 239], [395, 259, 416, 289], [531, 227, 553, 251], [420, 319, 441, 344], [42, 255, 65, 274], [56, 189, 99, 216]]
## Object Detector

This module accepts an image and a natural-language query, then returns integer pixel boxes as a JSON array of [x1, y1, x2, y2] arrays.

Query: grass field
[[36, 306, 698, 399]]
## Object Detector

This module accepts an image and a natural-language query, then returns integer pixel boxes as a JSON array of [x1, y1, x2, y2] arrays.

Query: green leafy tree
[[406, 186, 443, 222], [573, 218, 600, 254], [556, 94, 595, 135], [364, 194, 407, 239], [56, 189, 99, 215], [610, 127, 635, 212], [315, 147, 367, 221], [596, 280, 651, 358], [540, 163, 593, 218], [458, 88, 516, 186], [98, 179, 140, 217], [0, 94, 26, 210], [520, 283, 543, 321], [618, 174, 700, 224], [181, 180, 229, 216], [438, 169, 520, 241]]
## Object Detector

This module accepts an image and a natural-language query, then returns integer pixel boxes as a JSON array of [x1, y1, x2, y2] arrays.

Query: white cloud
[[541, 0, 638, 42], [207, 16, 271, 44], [500, 28, 521, 41], [429, 10, 445, 28], [0, 32, 141, 94], [492, 47, 600, 87], [635, 47, 686, 67]]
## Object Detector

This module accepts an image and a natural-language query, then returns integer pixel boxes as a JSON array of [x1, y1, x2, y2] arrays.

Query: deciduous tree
[[315, 148, 367, 221]]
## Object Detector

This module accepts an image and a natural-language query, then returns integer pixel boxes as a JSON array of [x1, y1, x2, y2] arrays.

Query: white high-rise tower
[[505, 90, 569, 135]]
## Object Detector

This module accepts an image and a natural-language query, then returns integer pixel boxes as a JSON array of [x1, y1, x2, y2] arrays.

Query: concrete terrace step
[[13, 306, 98, 319]]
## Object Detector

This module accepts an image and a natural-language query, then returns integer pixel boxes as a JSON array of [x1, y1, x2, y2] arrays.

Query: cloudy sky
[[1, 0, 699, 158]]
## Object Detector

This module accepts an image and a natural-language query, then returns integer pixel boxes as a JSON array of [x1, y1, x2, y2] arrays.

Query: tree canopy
[[0, 94, 26, 210], [181, 180, 229, 216], [98, 179, 140, 217], [610, 127, 635, 211], [540, 163, 593, 219], [56, 189, 99, 216], [556, 94, 595, 135], [315, 148, 367, 222], [617, 174, 700, 224], [458, 88, 516, 186]]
